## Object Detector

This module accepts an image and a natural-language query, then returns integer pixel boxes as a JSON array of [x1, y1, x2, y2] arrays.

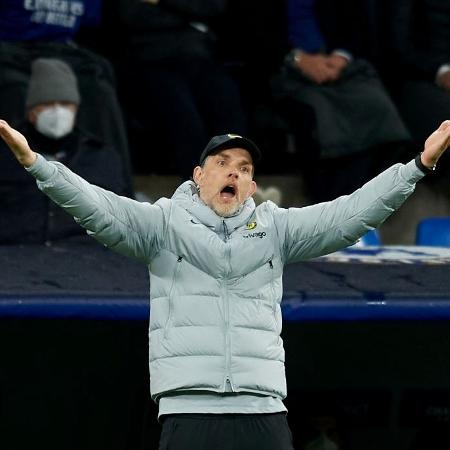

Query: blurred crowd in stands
[[1, 0, 450, 245]]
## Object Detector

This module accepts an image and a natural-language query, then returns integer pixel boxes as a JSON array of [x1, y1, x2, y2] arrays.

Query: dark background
[[1, 318, 450, 449]]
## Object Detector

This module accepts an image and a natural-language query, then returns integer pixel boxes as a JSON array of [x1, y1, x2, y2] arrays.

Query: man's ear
[[193, 166, 203, 185], [248, 180, 257, 198]]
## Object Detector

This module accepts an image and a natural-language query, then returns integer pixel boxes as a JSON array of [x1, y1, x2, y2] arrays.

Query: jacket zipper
[[268, 258, 278, 328], [222, 220, 234, 391], [164, 255, 183, 338], [222, 220, 230, 242]]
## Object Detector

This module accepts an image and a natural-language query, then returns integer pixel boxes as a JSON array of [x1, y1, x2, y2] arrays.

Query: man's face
[[27, 101, 78, 124], [193, 148, 257, 217], [27, 101, 78, 140]]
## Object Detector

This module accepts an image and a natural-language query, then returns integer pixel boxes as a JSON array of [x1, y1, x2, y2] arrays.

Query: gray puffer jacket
[[27, 155, 424, 401]]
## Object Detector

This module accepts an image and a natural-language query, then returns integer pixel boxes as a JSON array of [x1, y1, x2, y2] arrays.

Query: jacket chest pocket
[[164, 255, 183, 338], [238, 257, 279, 331]]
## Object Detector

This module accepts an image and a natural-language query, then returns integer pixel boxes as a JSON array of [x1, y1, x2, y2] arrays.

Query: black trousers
[[159, 412, 295, 450]]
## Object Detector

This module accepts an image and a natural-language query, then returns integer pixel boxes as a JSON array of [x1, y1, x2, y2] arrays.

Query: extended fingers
[[0, 121, 14, 143], [438, 120, 450, 132], [0, 120, 10, 139], [0, 119, 12, 134]]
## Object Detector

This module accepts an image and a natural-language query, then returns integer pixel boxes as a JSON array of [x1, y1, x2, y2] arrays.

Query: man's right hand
[[0, 120, 36, 167], [295, 53, 338, 85], [326, 54, 349, 78]]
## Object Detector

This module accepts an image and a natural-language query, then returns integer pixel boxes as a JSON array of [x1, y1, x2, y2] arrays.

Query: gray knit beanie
[[26, 58, 81, 109]]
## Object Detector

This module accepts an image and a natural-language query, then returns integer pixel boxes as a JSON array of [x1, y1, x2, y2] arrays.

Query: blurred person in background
[[0, 0, 133, 194], [0, 58, 129, 244], [271, 0, 412, 202], [117, 0, 248, 180], [389, 0, 450, 183]]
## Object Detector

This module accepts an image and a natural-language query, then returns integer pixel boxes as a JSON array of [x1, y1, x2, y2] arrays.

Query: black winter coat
[[0, 123, 128, 244]]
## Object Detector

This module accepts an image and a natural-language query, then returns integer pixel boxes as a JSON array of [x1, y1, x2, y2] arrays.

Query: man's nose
[[228, 168, 239, 178]]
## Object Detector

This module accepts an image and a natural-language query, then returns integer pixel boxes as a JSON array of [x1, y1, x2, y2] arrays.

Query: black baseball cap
[[199, 134, 262, 166]]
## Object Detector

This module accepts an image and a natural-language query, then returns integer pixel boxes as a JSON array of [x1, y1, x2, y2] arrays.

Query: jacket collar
[[172, 181, 255, 232]]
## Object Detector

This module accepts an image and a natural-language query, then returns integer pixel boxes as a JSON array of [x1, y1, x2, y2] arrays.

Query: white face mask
[[35, 105, 76, 139]]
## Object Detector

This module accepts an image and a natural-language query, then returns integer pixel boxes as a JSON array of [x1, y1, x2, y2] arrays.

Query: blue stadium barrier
[[2, 243, 450, 321], [416, 217, 450, 246], [360, 229, 381, 245]]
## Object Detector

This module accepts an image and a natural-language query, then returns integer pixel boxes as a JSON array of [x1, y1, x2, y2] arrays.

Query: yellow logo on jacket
[[246, 221, 257, 230]]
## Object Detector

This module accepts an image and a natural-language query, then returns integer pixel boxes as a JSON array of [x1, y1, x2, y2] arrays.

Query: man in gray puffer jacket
[[1, 120, 450, 450]]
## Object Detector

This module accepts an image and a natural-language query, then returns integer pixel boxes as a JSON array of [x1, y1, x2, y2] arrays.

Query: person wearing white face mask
[[33, 103, 77, 140], [0, 58, 131, 244], [26, 58, 80, 141]]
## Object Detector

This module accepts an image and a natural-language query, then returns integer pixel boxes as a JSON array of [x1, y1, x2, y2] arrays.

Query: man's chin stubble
[[211, 201, 241, 218]]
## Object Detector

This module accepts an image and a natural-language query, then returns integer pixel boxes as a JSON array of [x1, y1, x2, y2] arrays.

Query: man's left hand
[[422, 120, 450, 168]]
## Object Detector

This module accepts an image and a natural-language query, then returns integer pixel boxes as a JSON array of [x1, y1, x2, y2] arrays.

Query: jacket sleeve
[[26, 154, 165, 263], [273, 159, 424, 263], [287, 0, 326, 52]]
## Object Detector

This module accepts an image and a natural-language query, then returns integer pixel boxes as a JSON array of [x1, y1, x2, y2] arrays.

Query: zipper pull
[[223, 220, 230, 241]]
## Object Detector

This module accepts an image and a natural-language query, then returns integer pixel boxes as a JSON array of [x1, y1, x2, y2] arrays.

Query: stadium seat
[[360, 229, 381, 246], [415, 217, 450, 246], [352, 229, 381, 247], [416, 217, 450, 247]]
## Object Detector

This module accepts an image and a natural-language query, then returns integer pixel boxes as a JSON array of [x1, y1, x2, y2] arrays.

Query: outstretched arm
[[274, 120, 450, 263], [421, 120, 450, 168], [0, 120, 37, 167], [0, 120, 165, 263]]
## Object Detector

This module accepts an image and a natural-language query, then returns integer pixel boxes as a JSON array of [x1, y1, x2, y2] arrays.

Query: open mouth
[[220, 185, 236, 199]]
